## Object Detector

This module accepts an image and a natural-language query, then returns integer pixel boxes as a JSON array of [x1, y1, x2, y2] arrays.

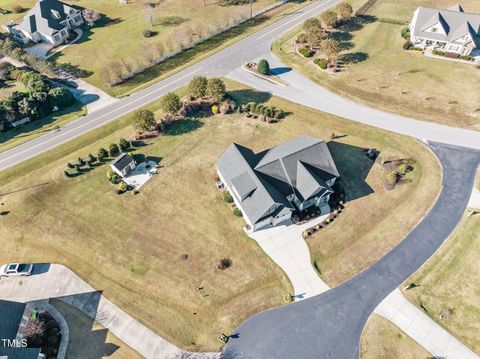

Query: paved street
[[0, 0, 340, 171], [222, 143, 480, 359]]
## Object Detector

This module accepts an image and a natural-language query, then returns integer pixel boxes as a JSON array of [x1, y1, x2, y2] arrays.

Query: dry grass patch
[[50, 299, 142, 359], [0, 79, 440, 350], [360, 314, 430, 359], [402, 214, 480, 355]]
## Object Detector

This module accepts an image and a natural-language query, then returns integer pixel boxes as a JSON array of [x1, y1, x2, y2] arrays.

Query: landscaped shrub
[[97, 148, 108, 161], [432, 49, 445, 56], [87, 153, 96, 164], [400, 27, 410, 39], [66, 162, 74, 169], [399, 163, 408, 175], [142, 29, 154, 38], [223, 192, 233, 203], [160, 92, 181, 115], [211, 104, 219, 114], [119, 138, 130, 152], [402, 41, 412, 50], [233, 208, 242, 217], [218, 258, 232, 270], [188, 76, 208, 99], [206, 78, 226, 101], [459, 55, 472, 61], [117, 182, 128, 193], [257, 59, 270, 75], [314, 58, 328, 69], [274, 109, 283, 120], [246, 102, 256, 112], [109, 143, 120, 157], [299, 48, 314, 58], [445, 52, 460, 59]]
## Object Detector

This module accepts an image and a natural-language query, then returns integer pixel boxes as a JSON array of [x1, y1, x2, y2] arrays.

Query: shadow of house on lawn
[[227, 89, 272, 105], [51, 291, 120, 359], [327, 141, 375, 202]]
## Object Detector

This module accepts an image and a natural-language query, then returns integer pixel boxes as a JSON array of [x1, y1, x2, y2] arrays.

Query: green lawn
[[0, 79, 441, 350], [0, 80, 27, 100], [402, 213, 480, 355], [360, 314, 430, 359], [50, 299, 142, 359], [273, 0, 480, 130]]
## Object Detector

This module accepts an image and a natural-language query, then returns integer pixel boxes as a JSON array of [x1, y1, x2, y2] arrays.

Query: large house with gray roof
[[3, 0, 83, 46], [409, 4, 480, 56], [216, 136, 339, 231]]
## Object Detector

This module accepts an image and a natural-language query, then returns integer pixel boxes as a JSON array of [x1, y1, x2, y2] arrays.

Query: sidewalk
[[468, 186, 480, 208], [0, 264, 219, 359], [375, 289, 479, 359]]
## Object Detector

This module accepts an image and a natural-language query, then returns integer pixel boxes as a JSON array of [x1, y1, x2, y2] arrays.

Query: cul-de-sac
[[0, 0, 479, 358]]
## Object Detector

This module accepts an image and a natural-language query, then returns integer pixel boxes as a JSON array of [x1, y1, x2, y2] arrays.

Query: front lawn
[[360, 314, 429, 359], [402, 213, 480, 355], [50, 299, 142, 359], [273, 0, 480, 130], [0, 79, 440, 351]]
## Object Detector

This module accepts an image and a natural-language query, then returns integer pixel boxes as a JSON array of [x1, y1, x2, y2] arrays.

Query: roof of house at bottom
[[216, 136, 339, 225], [0, 300, 40, 359]]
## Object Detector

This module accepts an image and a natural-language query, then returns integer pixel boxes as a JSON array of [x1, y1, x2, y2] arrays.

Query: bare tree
[[25, 318, 45, 338]]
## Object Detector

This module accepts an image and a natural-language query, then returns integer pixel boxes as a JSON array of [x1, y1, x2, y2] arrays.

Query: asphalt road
[[0, 0, 340, 171], [221, 142, 480, 359]]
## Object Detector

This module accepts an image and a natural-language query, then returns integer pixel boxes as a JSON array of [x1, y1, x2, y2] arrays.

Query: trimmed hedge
[[299, 48, 314, 58], [313, 58, 328, 69]]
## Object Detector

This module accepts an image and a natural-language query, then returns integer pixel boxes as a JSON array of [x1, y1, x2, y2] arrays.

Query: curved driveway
[[222, 143, 480, 358]]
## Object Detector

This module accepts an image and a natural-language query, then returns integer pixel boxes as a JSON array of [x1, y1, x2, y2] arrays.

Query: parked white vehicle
[[0, 263, 33, 277]]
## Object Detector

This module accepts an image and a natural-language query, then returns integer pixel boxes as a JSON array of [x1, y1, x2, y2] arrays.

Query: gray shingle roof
[[411, 5, 480, 45], [18, 0, 78, 36], [111, 153, 135, 172], [216, 136, 339, 225]]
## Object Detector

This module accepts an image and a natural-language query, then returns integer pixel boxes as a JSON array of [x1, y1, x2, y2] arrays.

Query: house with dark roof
[[216, 136, 339, 231], [409, 3, 480, 56], [0, 300, 41, 359], [110, 153, 136, 178], [3, 0, 83, 46]]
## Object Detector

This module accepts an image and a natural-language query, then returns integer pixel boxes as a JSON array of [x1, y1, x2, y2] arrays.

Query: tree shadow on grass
[[340, 15, 377, 33], [327, 141, 375, 202], [330, 31, 354, 51], [227, 89, 272, 105], [164, 118, 204, 136], [340, 52, 369, 64]]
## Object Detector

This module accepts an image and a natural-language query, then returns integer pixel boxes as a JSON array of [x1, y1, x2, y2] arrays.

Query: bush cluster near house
[[382, 157, 415, 190], [242, 101, 283, 123], [64, 137, 132, 179], [0, 65, 75, 132]]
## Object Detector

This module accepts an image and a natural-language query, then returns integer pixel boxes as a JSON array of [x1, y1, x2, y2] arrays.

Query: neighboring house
[[3, 0, 83, 46], [216, 136, 339, 232], [0, 300, 41, 359], [410, 4, 480, 56], [110, 153, 136, 178]]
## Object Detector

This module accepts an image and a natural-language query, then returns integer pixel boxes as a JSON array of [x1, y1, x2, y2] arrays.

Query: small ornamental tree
[[188, 76, 208, 99], [223, 192, 234, 203], [206, 78, 226, 101], [134, 109, 156, 132], [109, 143, 120, 157], [257, 59, 270, 75], [87, 153, 96, 163], [320, 9, 338, 28], [119, 138, 130, 152], [97, 148, 108, 161], [335, 1, 353, 23], [320, 38, 341, 64], [160, 92, 181, 115], [82, 9, 101, 26], [303, 18, 321, 33], [48, 87, 75, 109]]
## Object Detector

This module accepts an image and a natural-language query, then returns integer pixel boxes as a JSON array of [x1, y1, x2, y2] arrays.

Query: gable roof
[[411, 5, 480, 45], [18, 0, 79, 36], [216, 136, 339, 225], [110, 153, 135, 172]]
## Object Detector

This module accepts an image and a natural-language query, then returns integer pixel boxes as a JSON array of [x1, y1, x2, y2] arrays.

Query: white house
[[409, 4, 480, 56], [216, 136, 339, 232], [3, 0, 84, 46], [110, 153, 136, 178]]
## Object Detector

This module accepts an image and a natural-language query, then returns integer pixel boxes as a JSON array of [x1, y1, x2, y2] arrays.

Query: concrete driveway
[[246, 214, 330, 300]]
